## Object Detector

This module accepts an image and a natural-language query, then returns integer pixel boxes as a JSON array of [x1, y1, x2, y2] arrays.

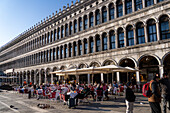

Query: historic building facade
[[0, 0, 170, 85]]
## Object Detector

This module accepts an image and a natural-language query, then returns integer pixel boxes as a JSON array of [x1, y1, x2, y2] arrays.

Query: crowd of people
[[13, 73, 170, 113]]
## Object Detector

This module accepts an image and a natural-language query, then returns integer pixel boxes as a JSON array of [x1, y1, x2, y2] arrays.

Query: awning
[[50, 65, 139, 75]]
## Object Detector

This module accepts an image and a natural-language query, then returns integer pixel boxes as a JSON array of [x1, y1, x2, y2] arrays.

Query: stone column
[[101, 73, 104, 82], [107, 73, 109, 84], [76, 75, 79, 83], [22, 73, 24, 86], [94, 11, 96, 26], [87, 38, 90, 54], [19, 73, 21, 85], [45, 71, 47, 84], [30, 74, 32, 83], [116, 72, 120, 84], [142, 0, 145, 8], [26, 72, 28, 84], [133, 27, 137, 45], [107, 33, 110, 50], [124, 29, 127, 47], [77, 18, 80, 32], [93, 37, 96, 52], [159, 65, 164, 78], [51, 73, 53, 84], [135, 67, 140, 84], [132, 0, 135, 12], [112, 72, 114, 84], [115, 32, 118, 48], [34, 72, 37, 85], [72, 43, 75, 57], [156, 22, 160, 41], [100, 9, 102, 24], [107, 7, 109, 21], [100, 36, 103, 51], [88, 74, 90, 84], [144, 25, 148, 43], [82, 17, 85, 30], [123, 0, 126, 15], [114, 2, 117, 19], [87, 14, 90, 28], [39, 71, 41, 85], [92, 74, 94, 84]]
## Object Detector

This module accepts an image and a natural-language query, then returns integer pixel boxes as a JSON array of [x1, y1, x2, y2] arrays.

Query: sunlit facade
[[0, 0, 170, 85]]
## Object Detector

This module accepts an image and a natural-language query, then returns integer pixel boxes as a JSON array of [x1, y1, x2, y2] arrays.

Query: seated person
[[60, 86, 68, 102]]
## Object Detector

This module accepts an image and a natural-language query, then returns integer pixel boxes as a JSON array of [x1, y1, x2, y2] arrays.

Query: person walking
[[125, 82, 136, 113], [148, 74, 162, 113], [159, 73, 170, 113]]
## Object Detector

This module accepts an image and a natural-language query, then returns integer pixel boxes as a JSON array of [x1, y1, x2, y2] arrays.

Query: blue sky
[[0, 0, 77, 48]]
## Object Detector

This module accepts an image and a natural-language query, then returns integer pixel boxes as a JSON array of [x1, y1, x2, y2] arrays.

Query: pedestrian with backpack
[[159, 73, 170, 113], [125, 82, 136, 113], [148, 74, 162, 113]]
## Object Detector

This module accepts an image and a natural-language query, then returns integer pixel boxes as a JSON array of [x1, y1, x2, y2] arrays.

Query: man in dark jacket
[[125, 82, 136, 113], [148, 74, 161, 113], [159, 73, 170, 113]]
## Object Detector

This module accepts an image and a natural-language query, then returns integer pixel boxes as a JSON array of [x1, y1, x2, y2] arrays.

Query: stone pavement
[[0, 90, 169, 113]]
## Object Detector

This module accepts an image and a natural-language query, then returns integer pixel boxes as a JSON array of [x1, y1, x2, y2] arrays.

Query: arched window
[[135, 0, 143, 11], [53, 48, 56, 60], [64, 45, 67, 58], [69, 22, 73, 35], [90, 37, 94, 53], [109, 30, 116, 49], [126, 25, 134, 46], [45, 34, 47, 44], [57, 27, 60, 39], [79, 17, 83, 31], [109, 3, 114, 20], [60, 46, 63, 59], [48, 32, 50, 43], [73, 42, 77, 56], [89, 12, 94, 27], [159, 15, 170, 40], [69, 43, 72, 57], [65, 24, 68, 37], [147, 19, 157, 42], [51, 31, 53, 42], [102, 6, 107, 23], [118, 28, 124, 48], [136, 22, 145, 44], [61, 26, 64, 38], [54, 29, 56, 41], [96, 35, 100, 52], [41, 52, 44, 62], [117, 0, 123, 17], [57, 47, 60, 59], [42, 35, 44, 45], [84, 39, 88, 54], [95, 10, 100, 25], [157, 0, 164, 2], [146, 0, 154, 7], [84, 15, 88, 30], [50, 49, 52, 61], [126, 0, 132, 14], [74, 20, 77, 33], [78, 41, 82, 55], [102, 33, 107, 51], [47, 50, 49, 62]]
